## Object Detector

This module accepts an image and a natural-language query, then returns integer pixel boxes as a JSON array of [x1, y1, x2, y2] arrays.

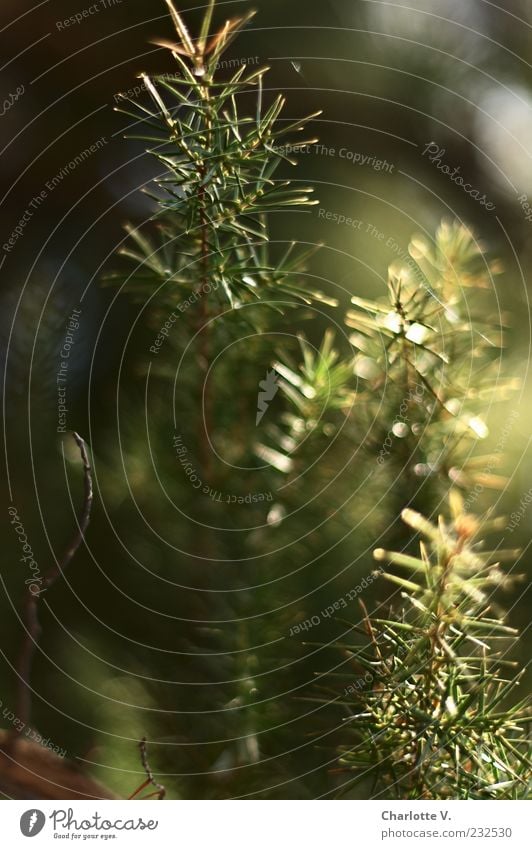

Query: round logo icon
[[20, 810, 46, 837]]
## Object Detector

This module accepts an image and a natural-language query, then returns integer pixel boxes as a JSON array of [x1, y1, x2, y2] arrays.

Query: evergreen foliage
[[338, 498, 530, 799], [98, 0, 530, 799]]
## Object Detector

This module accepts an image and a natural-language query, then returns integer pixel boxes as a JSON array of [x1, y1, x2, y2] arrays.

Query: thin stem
[[197, 79, 214, 481], [14, 432, 93, 732], [128, 737, 166, 800], [43, 432, 93, 591]]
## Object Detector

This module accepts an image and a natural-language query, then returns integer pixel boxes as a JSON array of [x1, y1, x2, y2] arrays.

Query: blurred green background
[[1, 0, 531, 799]]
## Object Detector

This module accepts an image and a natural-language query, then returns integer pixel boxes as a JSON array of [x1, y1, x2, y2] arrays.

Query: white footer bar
[[4, 799, 531, 848]]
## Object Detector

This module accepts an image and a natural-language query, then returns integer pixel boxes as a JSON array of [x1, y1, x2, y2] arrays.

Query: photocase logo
[[20, 810, 46, 837], [256, 369, 280, 425]]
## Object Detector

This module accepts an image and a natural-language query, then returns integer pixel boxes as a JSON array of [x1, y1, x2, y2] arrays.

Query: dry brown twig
[[129, 738, 166, 800]]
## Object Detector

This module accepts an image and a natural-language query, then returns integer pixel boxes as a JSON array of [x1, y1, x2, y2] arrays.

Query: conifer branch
[[336, 223, 530, 800], [339, 497, 530, 799]]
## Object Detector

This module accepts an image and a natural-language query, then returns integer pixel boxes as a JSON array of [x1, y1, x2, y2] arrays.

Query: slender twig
[[129, 737, 166, 800], [14, 432, 93, 732], [197, 76, 214, 482], [198, 177, 214, 482], [43, 433, 93, 591]]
